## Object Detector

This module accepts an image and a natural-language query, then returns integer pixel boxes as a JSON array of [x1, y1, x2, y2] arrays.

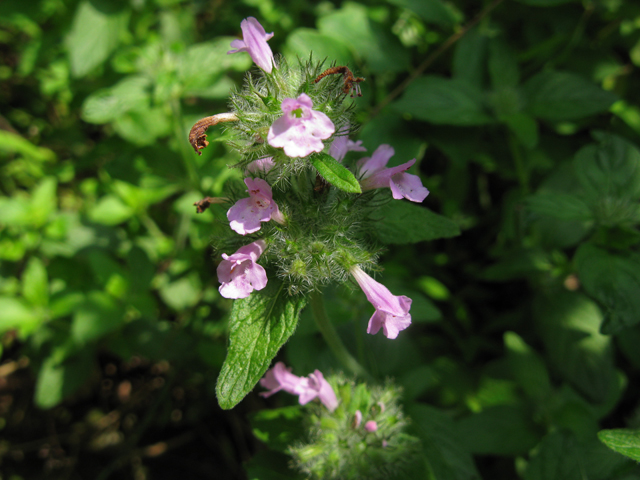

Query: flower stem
[[310, 291, 371, 379]]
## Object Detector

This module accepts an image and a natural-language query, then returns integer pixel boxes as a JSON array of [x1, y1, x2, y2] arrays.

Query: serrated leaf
[[523, 71, 617, 121], [375, 201, 460, 244], [310, 153, 361, 193], [216, 282, 306, 410], [22, 256, 49, 307], [65, 0, 129, 77], [525, 193, 593, 221], [574, 244, 640, 334], [394, 76, 493, 126], [598, 429, 640, 462]]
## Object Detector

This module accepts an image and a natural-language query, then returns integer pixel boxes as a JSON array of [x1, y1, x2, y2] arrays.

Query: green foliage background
[[2, 0, 640, 478]]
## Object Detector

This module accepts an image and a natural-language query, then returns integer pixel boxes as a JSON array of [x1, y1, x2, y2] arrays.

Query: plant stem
[[310, 291, 371, 379]]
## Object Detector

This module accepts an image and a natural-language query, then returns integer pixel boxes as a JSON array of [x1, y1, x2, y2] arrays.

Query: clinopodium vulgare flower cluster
[[191, 17, 429, 340]]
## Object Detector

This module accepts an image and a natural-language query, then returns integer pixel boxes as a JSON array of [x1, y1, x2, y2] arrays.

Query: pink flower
[[227, 178, 285, 235], [353, 410, 363, 428], [350, 266, 412, 339], [329, 125, 366, 162], [259, 362, 339, 412], [227, 17, 275, 73], [217, 240, 267, 299], [246, 157, 275, 175], [357, 145, 429, 203], [364, 421, 378, 432], [267, 93, 335, 158]]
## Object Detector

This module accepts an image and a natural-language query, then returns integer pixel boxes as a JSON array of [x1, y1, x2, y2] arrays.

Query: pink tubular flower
[[365, 421, 378, 432], [353, 410, 363, 428], [267, 93, 335, 158], [227, 17, 275, 73], [259, 363, 339, 412], [246, 157, 275, 175], [329, 125, 367, 163], [357, 145, 429, 203], [217, 240, 267, 299], [350, 266, 412, 339], [227, 178, 285, 235]]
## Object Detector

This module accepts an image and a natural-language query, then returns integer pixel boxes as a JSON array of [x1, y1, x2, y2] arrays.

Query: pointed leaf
[[375, 201, 460, 244], [310, 153, 361, 193], [598, 429, 640, 462], [216, 282, 306, 410]]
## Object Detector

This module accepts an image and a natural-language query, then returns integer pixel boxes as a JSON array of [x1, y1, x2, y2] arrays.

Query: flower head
[[246, 156, 275, 175], [350, 266, 412, 339], [364, 421, 378, 432], [260, 362, 339, 412], [357, 145, 429, 203], [227, 178, 285, 235], [267, 93, 335, 158], [227, 17, 275, 73], [217, 240, 267, 299]]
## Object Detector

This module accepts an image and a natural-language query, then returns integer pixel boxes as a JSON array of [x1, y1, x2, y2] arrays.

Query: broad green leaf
[[35, 351, 94, 409], [250, 406, 305, 453], [387, 0, 458, 26], [574, 133, 640, 202], [159, 273, 202, 311], [29, 176, 57, 227], [310, 153, 361, 193], [504, 332, 552, 401], [81, 75, 151, 124], [0, 296, 41, 335], [65, 0, 129, 77], [488, 38, 520, 89], [524, 432, 586, 480], [284, 29, 353, 66], [598, 429, 640, 462], [112, 106, 171, 145], [534, 291, 615, 403], [407, 404, 480, 480], [375, 201, 460, 244], [456, 405, 541, 455], [0, 130, 56, 162], [523, 71, 618, 121], [89, 195, 135, 225], [216, 282, 306, 410], [453, 27, 488, 87], [525, 193, 593, 221], [22, 256, 49, 307], [503, 113, 539, 149], [318, 3, 410, 73], [71, 291, 126, 343], [394, 76, 493, 126], [574, 244, 640, 334]]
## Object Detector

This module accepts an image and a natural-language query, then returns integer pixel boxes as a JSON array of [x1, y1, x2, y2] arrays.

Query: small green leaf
[[71, 291, 126, 343], [0, 130, 56, 162], [387, 0, 458, 26], [89, 195, 135, 225], [216, 281, 306, 410], [35, 350, 95, 409], [575, 244, 640, 334], [65, 0, 129, 77], [503, 113, 539, 149], [22, 256, 49, 307], [598, 429, 640, 462], [284, 29, 353, 66], [394, 76, 493, 126], [488, 38, 520, 89], [0, 297, 41, 335], [524, 432, 585, 480], [504, 332, 552, 401], [310, 153, 361, 193], [525, 193, 593, 221], [375, 201, 460, 244], [523, 71, 618, 121], [82, 75, 151, 124], [453, 27, 488, 87]]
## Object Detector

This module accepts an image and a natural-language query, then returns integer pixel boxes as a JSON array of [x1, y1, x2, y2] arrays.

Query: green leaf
[[0, 296, 41, 336], [71, 291, 126, 343], [29, 176, 57, 227], [503, 113, 539, 149], [524, 432, 585, 480], [89, 195, 135, 225], [81, 75, 151, 124], [504, 332, 552, 401], [387, 0, 458, 26], [456, 405, 541, 455], [453, 27, 488, 86], [284, 29, 353, 67], [516, 0, 577, 5], [488, 38, 520, 90], [112, 106, 171, 145], [394, 76, 493, 126], [598, 429, 640, 462], [534, 291, 615, 403], [34, 350, 94, 409], [310, 153, 361, 193], [216, 282, 306, 410], [523, 71, 618, 121], [0, 130, 56, 162], [525, 193, 593, 221], [574, 244, 640, 334], [574, 133, 640, 201], [65, 0, 129, 77], [407, 404, 480, 480], [375, 201, 460, 244], [22, 257, 49, 307]]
